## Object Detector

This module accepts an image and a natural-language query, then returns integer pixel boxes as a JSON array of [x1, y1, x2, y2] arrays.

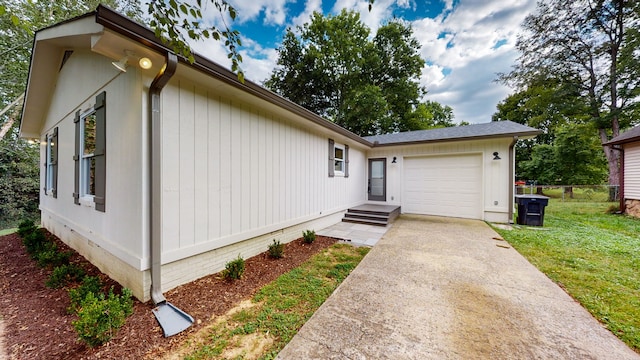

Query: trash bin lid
[[514, 194, 550, 200]]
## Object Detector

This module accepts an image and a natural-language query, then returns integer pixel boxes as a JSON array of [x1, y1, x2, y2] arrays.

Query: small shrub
[[17, 219, 37, 238], [302, 230, 316, 244], [223, 255, 245, 280], [36, 245, 72, 268], [46, 264, 86, 289], [23, 229, 47, 255], [72, 287, 133, 347], [68, 276, 103, 314], [268, 239, 285, 259]]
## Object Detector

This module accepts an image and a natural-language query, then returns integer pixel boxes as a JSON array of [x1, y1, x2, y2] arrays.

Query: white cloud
[[195, 0, 538, 124], [412, 0, 537, 123], [227, 0, 293, 25], [291, 0, 323, 28]]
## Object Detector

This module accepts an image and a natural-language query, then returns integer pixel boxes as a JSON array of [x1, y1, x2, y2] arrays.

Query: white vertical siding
[[39, 50, 145, 269], [160, 77, 366, 263], [624, 143, 640, 199]]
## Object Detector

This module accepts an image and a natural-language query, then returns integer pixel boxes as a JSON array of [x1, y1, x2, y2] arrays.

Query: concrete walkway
[[278, 215, 639, 359], [317, 221, 391, 246]]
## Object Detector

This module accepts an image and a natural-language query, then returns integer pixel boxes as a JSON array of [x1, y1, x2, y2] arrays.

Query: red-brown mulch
[[0, 230, 337, 359]]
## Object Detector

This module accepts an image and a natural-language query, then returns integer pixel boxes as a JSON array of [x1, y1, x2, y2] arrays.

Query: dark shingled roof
[[364, 120, 541, 146], [606, 125, 640, 145]]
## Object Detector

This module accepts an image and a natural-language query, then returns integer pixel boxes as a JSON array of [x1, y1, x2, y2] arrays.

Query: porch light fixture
[[112, 52, 131, 72], [139, 57, 153, 69], [493, 152, 501, 160], [392, 156, 397, 163]]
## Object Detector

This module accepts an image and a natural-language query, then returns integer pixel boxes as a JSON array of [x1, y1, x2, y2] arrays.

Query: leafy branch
[[147, 0, 244, 81]]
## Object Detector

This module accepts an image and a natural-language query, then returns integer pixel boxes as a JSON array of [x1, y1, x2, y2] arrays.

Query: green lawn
[[182, 243, 370, 360], [0, 228, 17, 236], [493, 201, 640, 351]]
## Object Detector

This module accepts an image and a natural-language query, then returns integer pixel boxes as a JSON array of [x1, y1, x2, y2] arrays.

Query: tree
[[493, 75, 590, 179], [500, 0, 640, 192], [265, 10, 451, 136], [0, 0, 123, 228], [520, 124, 608, 196]]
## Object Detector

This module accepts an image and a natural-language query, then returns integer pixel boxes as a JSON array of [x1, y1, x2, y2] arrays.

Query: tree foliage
[[499, 0, 640, 187], [265, 10, 453, 136], [0, 0, 121, 228], [520, 124, 607, 186]]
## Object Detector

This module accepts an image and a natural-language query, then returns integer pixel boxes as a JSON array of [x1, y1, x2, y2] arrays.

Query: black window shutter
[[328, 139, 335, 177], [73, 110, 81, 205], [344, 145, 349, 178], [52, 127, 58, 198], [94, 91, 106, 212]]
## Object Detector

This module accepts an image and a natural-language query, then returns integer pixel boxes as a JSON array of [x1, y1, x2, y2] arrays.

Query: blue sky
[[193, 0, 537, 124]]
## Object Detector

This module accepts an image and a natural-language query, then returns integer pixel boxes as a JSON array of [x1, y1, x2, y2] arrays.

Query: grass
[[183, 243, 370, 360], [493, 200, 640, 351], [0, 228, 17, 236]]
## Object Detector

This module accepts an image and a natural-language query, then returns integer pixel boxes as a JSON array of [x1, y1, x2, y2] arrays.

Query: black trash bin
[[515, 195, 550, 226]]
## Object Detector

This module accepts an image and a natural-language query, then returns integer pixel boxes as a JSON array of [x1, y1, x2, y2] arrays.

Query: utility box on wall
[[515, 195, 550, 226]]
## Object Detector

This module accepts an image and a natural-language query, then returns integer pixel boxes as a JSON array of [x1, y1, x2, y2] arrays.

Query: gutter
[[508, 136, 518, 223], [93, 5, 370, 148]]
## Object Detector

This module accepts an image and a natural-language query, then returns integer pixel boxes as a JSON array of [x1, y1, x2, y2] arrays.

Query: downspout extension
[[149, 53, 178, 305], [508, 136, 518, 224]]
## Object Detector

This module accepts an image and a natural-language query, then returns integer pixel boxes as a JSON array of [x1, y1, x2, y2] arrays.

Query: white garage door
[[403, 154, 483, 219]]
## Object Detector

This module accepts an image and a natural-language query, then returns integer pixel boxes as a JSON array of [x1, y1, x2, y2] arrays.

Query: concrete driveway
[[277, 215, 639, 359]]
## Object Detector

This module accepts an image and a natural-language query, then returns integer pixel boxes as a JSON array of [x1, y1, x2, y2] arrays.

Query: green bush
[[36, 245, 72, 268], [72, 287, 133, 347], [68, 276, 103, 314], [22, 229, 47, 255], [17, 219, 37, 238], [46, 264, 86, 289], [223, 255, 245, 280], [302, 230, 316, 244], [268, 239, 285, 259]]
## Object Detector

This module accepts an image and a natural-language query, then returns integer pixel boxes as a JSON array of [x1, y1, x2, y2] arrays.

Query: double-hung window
[[74, 91, 106, 212], [80, 110, 97, 197], [328, 139, 349, 178], [44, 127, 58, 197], [334, 145, 345, 174]]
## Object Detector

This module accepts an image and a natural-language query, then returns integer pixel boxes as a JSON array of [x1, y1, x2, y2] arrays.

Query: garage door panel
[[403, 155, 482, 219]]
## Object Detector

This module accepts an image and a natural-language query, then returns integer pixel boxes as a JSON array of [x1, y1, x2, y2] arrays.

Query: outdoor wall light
[[112, 50, 152, 72], [392, 156, 397, 163], [111, 51, 131, 72], [493, 152, 501, 160], [139, 57, 153, 69]]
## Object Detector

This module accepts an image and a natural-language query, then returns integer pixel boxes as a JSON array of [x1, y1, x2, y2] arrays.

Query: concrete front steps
[[342, 204, 401, 227]]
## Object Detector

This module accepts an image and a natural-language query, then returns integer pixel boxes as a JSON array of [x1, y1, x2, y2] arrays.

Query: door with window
[[368, 158, 386, 201]]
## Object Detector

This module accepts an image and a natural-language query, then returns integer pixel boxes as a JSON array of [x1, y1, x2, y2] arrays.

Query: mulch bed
[[0, 230, 337, 359]]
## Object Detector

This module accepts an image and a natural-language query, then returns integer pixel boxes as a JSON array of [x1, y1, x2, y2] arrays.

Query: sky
[[192, 0, 538, 124]]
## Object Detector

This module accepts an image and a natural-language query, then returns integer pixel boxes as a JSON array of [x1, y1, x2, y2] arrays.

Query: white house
[[20, 6, 540, 303], [607, 126, 640, 218]]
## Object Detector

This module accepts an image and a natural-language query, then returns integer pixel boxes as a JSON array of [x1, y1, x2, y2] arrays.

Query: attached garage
[[403, 154, 483, 219], [364, 121, 541, 223]]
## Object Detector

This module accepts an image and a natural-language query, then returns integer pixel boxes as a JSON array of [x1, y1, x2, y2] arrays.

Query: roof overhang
[[370, 130, 540, 147]]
